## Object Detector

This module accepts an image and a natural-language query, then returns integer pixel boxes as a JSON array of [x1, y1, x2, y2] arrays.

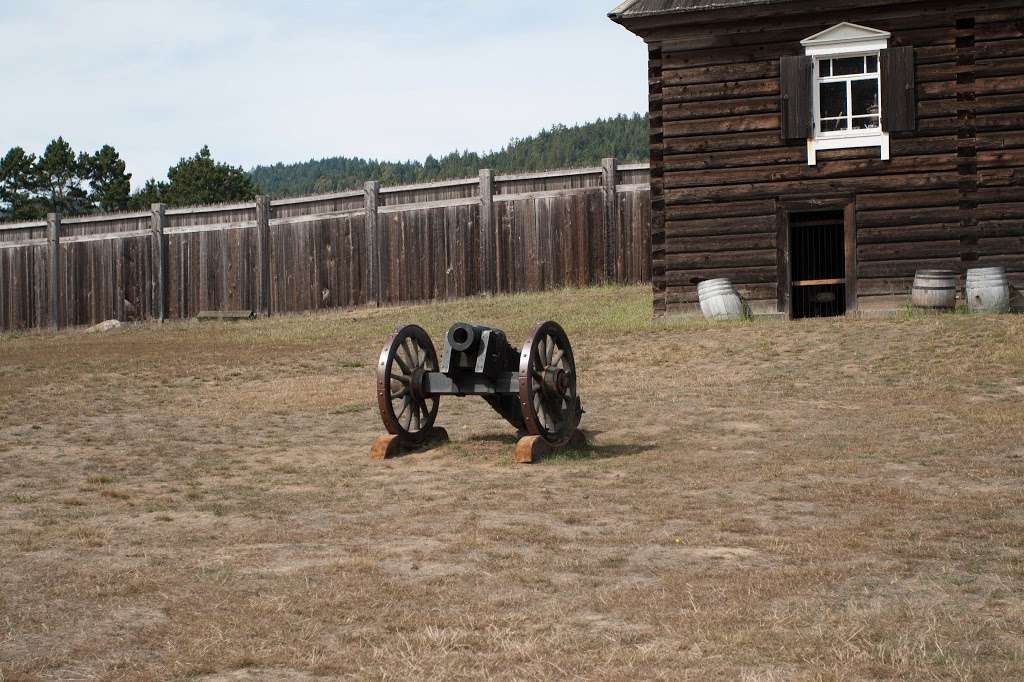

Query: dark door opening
[[789, 210, 847, 319]]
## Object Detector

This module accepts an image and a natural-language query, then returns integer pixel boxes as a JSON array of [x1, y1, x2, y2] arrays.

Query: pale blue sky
[[0, 1, 647, 187]]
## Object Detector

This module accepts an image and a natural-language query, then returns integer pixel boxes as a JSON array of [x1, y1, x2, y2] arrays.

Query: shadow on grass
[[542, 439, 654, 463]]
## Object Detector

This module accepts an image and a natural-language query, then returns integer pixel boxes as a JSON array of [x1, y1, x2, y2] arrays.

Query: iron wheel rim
[[376, 324, 439, 443], [518, 321, 579, 445]]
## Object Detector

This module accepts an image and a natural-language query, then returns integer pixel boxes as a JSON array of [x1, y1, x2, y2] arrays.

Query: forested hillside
[[249, 113, 647, 197]]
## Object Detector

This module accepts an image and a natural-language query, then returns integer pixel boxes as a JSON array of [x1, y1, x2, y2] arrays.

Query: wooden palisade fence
[[0, 161, 650, 332]]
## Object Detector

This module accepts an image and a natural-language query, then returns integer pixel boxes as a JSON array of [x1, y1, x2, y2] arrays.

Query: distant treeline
[[0, 141, 256, 221], [249, 113, 648, 197], [1, 114, 648, 221]]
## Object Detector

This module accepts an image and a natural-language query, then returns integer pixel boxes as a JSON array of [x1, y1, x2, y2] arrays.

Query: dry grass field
[[1, 284, 1023, 681]]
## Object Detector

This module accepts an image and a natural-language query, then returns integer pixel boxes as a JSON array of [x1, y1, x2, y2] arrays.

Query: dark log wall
[[0, 165, 651, 332], [641, 0, 1023, 316]]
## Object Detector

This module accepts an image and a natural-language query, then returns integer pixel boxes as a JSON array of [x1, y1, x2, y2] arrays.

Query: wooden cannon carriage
[[371, 321, 586, 463]]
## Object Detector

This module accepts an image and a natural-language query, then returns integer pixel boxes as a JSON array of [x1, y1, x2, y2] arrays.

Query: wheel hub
[[542, 367, 569, 398], [409, 367, 428, 402]]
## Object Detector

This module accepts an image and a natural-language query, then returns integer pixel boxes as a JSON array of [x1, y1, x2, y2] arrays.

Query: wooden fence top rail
[[166, 201, 254, 216], [379, 177, 480, 194], [0, 220, 46, 231], [271, 190, 364, 206], [495, 167, 603, 182], [269, 209, 365, 226], [62, 211, 151, 224], [0, 162, 651, 239]]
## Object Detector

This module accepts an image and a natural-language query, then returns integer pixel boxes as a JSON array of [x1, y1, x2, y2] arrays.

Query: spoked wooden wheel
[[376, 325, 440, 444], [518, 321, 581, 445]]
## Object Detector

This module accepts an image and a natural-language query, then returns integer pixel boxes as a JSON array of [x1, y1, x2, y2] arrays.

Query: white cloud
[[0, 1, 647, 187]]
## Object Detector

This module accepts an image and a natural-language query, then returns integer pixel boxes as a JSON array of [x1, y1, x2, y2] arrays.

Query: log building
[[610, 0, 1024, 318]]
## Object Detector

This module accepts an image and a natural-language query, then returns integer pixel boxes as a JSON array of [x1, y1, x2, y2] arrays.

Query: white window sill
[[807, 131, 890, 166]]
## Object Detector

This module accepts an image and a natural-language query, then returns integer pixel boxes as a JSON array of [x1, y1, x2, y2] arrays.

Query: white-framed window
[[801, 23, 891, 165]]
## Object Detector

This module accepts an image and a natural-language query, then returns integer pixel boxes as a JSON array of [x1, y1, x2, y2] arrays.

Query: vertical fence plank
[[151, 203, 167, 321], [47, 213, 61, 330], [602, 158, 619, 283], [364, 181, 381, 306], [255, 195, 271, 317], [479, 169, 495, 294]]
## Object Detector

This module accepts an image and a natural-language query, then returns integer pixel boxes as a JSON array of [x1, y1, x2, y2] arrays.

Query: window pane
[[819, 59, 831, 77], [852, 115, 880, 130], [820, 81, 847, 119], [821, 118, 849, 132], [852, 78, 879, 116], [833, 56, 865, 75], [866, 55, 878, 73]]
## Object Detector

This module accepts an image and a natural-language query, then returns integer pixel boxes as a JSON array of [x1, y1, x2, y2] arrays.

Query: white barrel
[[911, 269, 958, 310], [697, 278, 745, 321], [965, 267, 1010, 313]]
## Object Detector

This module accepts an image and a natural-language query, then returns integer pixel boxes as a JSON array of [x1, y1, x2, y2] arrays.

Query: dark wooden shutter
[[780, 55, 814, 141], [881, 46, 916, 132]]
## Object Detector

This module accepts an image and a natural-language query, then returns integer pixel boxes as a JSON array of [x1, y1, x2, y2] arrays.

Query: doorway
[[787, 209, 848, 319]]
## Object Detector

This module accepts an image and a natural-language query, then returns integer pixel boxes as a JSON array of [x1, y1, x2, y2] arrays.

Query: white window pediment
[[801, 22, 891, 56]]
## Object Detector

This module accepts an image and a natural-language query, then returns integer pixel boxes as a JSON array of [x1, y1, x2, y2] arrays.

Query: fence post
[[479, 169, 495, 294], [364, 181, 381, 306], [47, 212, 60, 330], [255, 195, 271, 317], [602, 158, 619, 283], [150, 203, 167, 322]]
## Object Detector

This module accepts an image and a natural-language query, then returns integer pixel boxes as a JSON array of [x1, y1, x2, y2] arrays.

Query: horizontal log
[[664, 113, 780, 138], [918, 81, 956, 100], [978, 186, 1024, 202], [918, 98, 960, 118], [858, 239, 963, 261], [977, 235, 1024, 255], [664, 265, 777, 286], [665, 172, 960, 205], [666, 248, 777, 270], [856, 188, 960, 210], [858, 223, 963, 244], [975, 57, 1024, 79], [977, 149, 1024, 169], [663, 131, 787, 155], [976, 130, 1024, 151], [856, 277, 914, 296], [665, 154, 953, 190], [856, 206, 961, 228], [665, 200, 776, 220], [978, 112, 1024, 133], [977, 75, 1024, 96], [975, 40, 1024, 61], [662, 78, 778, 104], [977, 205, 1024, 222], [978, 168, 1024, 187], [662, 60, 778, 86], [859, 257, 963, 279], [665, 214, 777, 237], [975, 92, 1024, 115], [975, 253, 1024, 272], [665, 232, 776, 254], [663, 96, 779, 121]]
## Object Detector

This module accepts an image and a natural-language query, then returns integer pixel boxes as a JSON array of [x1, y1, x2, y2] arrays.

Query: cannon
[[372, 321, 584, 462]]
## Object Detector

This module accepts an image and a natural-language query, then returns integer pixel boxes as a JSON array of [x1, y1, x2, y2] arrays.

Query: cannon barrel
[[445, 322, 494, 354]]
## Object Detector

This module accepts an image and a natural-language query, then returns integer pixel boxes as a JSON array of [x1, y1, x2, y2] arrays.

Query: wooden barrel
[[965, 267, 1010, 313], [697, 278, 745, 320], [911, 269, 958, 310]]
